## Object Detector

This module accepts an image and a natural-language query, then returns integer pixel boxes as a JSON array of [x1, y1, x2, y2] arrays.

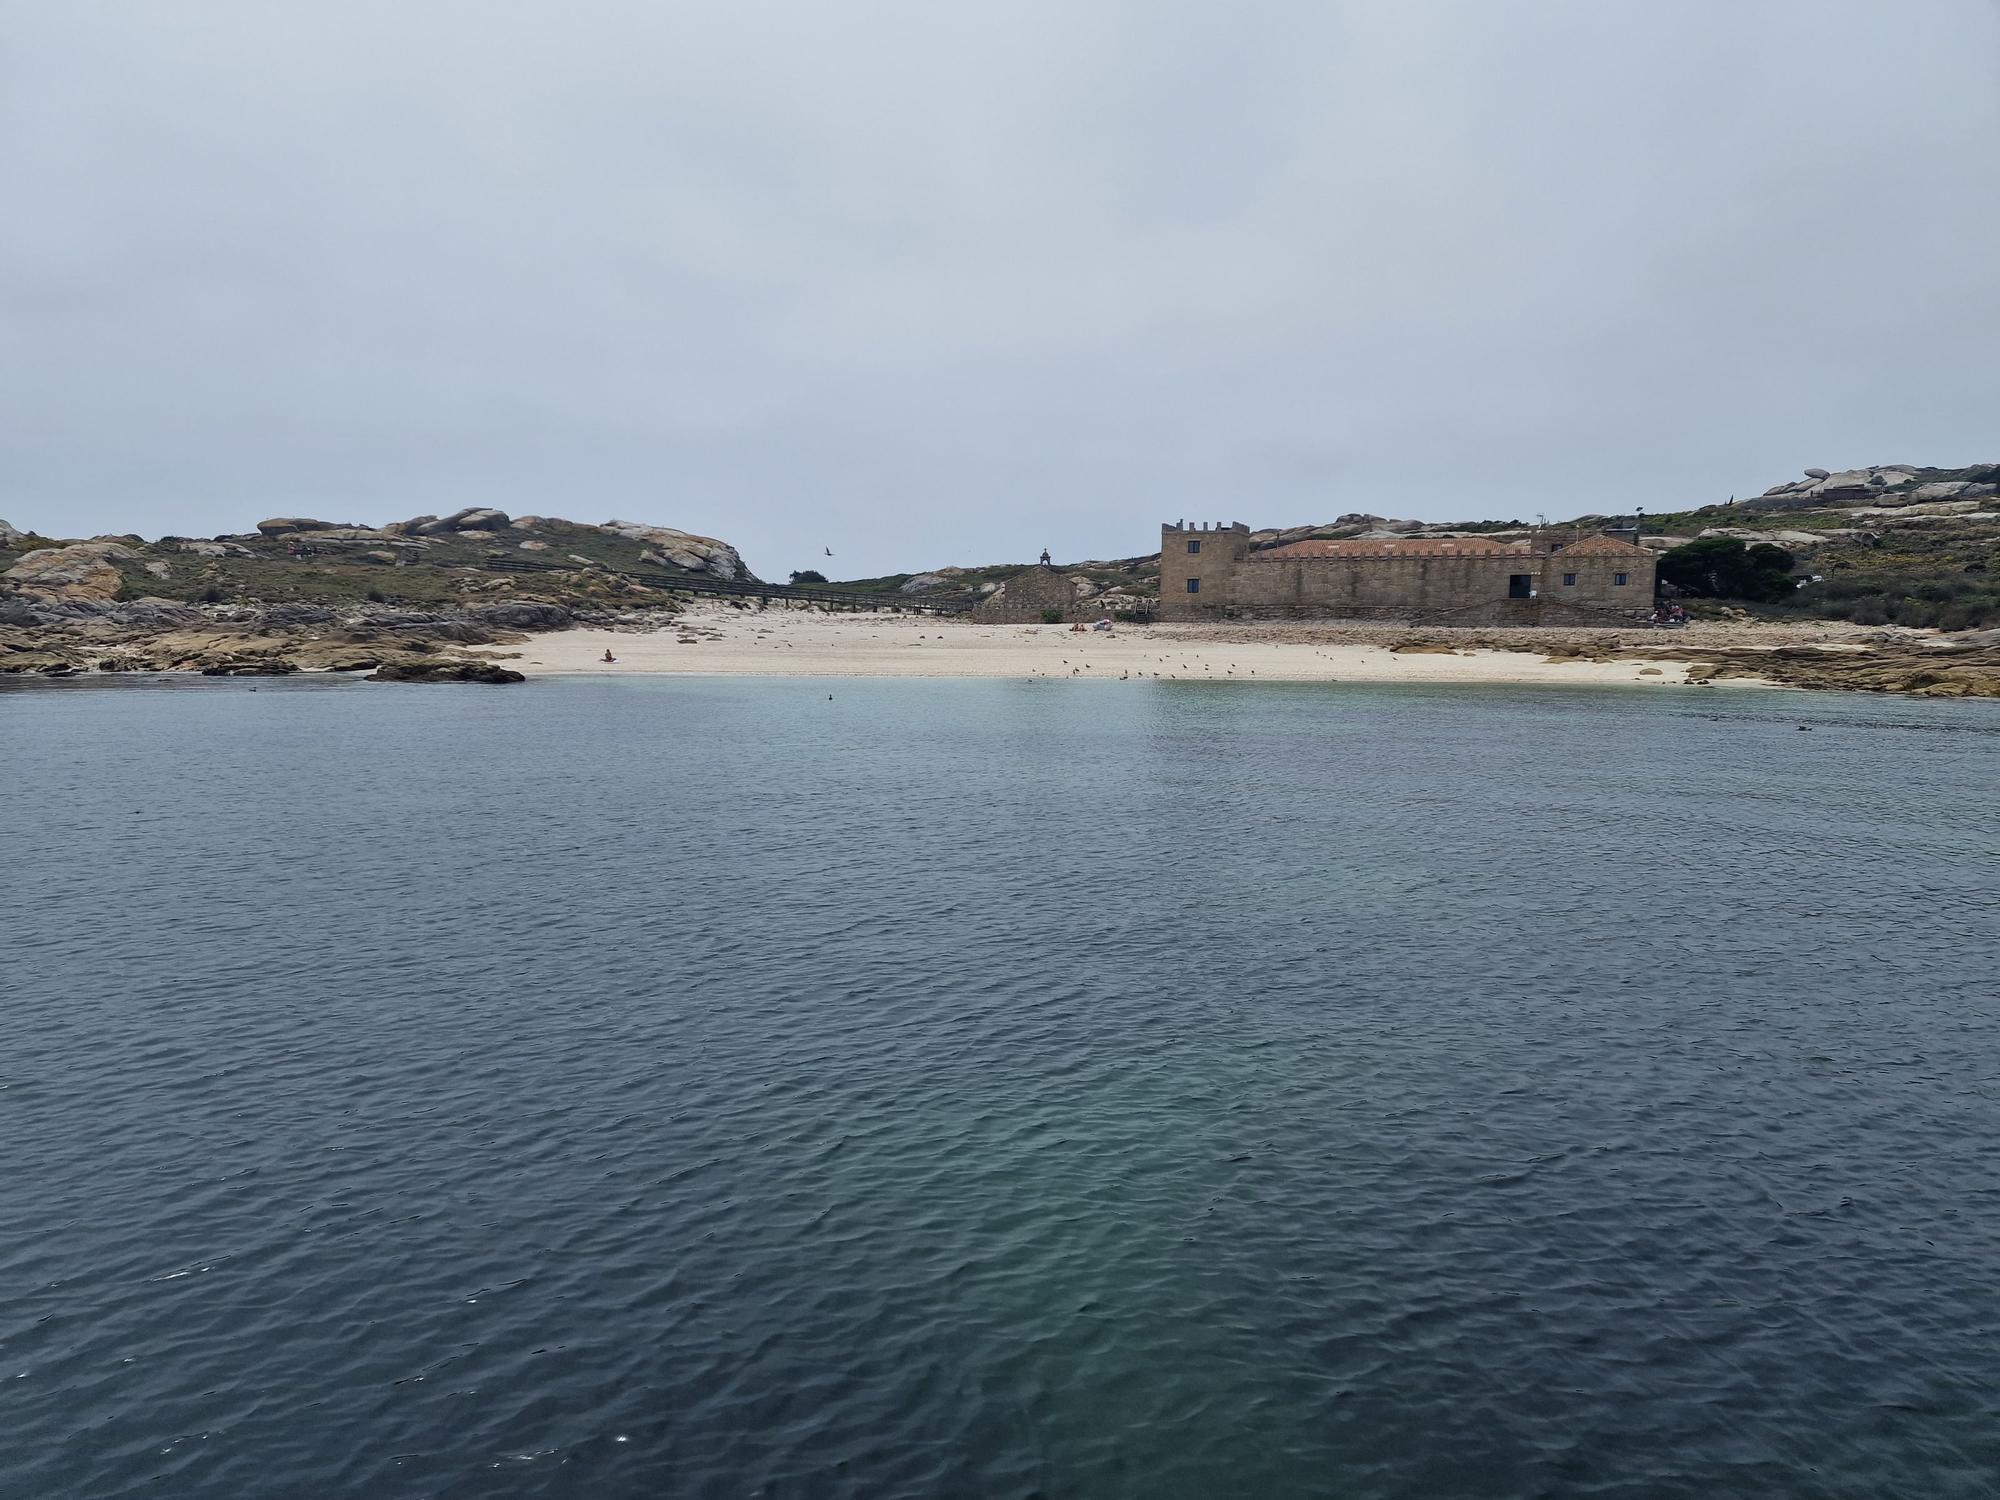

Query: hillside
[[844, 462, 2000, 629], [1602, 463, 2000, 629], [0, 509, 762, 680], [0, 508, 754, 613]]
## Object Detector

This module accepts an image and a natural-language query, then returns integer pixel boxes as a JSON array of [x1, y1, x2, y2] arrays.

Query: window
[[1613, 572, 1628, 586], [1185, 577, 1200, 593], [1187, 539, 1201, 554], [1562, 572, 1577, 587], [1507, 574, 1532, 599]]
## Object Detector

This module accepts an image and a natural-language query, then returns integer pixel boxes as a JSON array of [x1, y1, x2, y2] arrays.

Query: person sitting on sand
[[602, 648, 617, 663]]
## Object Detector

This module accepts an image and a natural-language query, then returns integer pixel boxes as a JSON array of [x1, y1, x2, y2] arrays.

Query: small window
[[1562, 572, 1577, 587], [1187, 539, 1201, 554], [1508, 574, 1532, 599], [1613, 572, 1628, 586], [1185, 577, 1200, 593]]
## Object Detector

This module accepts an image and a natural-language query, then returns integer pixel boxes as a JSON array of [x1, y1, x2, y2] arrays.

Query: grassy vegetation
[[5, 519, 727, 613], [1775, 573, 2000, 630]]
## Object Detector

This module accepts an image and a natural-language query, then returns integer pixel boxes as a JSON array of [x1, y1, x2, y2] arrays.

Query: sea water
[[4, 675, 1999, 1498]]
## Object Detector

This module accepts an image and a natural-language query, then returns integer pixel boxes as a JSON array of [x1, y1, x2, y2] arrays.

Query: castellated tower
[[1158, 521, 1250, 618]]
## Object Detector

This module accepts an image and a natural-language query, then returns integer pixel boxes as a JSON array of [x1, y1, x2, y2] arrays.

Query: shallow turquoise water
[[5, 676, 1999, 1498]]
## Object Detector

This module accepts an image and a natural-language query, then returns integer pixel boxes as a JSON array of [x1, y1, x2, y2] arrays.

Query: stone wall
[[971, 565, 1083, 623], [1155, 524, 1656, 624], [1231, 555, 1508, 614], [1227, 555, 1650, 618]]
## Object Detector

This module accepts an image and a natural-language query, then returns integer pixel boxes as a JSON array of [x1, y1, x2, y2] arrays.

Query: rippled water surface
[[5, 675, 1999, 1499]]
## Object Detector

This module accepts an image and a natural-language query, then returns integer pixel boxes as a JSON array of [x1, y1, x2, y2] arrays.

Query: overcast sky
[[3, 1, 1996, 579]]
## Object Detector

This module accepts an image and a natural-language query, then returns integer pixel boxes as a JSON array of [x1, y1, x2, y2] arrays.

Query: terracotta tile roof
[[1257, 537, 1530, 559], [1553, 534, 1650, 557]]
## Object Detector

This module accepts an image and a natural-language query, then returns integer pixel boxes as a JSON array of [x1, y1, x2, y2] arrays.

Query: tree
[[789, 569, 827, 585], [1658, 536, 1796, 602]]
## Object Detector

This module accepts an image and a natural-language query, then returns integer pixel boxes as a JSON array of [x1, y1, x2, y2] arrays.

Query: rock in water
[[366, 661, 526, 684], [199, 658, 299, 677]]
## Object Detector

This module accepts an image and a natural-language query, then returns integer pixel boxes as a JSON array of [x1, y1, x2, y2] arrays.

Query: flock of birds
[[1027, 654, 1260, 682]]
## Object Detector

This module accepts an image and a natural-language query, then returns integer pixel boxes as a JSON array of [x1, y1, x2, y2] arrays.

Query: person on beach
[[602, 648, 617, 663]]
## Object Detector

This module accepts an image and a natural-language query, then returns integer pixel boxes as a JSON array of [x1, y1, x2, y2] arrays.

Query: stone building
[[970, 562, 1084, 623], [1157, 521, 1656, 625]]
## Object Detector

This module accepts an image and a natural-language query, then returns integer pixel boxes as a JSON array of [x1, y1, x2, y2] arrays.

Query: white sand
[[482, 607, 1715, 687]]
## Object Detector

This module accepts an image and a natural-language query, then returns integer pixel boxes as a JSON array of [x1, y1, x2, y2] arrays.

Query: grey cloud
[[3, 0, 1995, 579]]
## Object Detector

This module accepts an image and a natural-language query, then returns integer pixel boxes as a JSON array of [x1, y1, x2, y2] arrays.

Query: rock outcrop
[[1757, 464, 1997, 507], [393, 507, 514, 537], [1681, 643, 2000, 697], [3, 542, 135, 600], [898, 568, 963, 594], [602, 521, 753, 582], [471, 601, 574, 631], [1910, 481, 1995, 502], [1695, 527, 1828, 548]]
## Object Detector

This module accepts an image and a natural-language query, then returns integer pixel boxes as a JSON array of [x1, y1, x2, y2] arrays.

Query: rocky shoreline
[[0, 596, 667, 684], [1184, 620, 2000, 698]]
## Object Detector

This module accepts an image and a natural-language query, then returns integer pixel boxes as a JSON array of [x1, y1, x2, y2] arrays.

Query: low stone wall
[[1218, 599, 1654, 627]]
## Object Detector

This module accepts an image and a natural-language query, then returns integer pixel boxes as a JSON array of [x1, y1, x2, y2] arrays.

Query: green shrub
[[1659, 536, 1795, 601], [1039, 607, 1064, 624]]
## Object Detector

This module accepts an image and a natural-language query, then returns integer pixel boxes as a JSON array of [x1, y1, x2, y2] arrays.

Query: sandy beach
[[478, 606, 1743, 687]]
